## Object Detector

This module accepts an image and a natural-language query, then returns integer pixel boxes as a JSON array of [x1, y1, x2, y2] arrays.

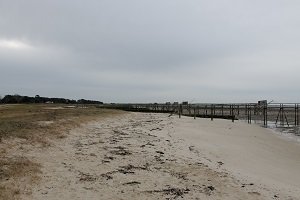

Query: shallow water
[[268, 123, 300, 143], [240, 119, 300, 142]]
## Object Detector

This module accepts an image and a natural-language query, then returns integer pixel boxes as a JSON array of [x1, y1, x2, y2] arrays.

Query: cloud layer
[[1, 0, 300, 103]]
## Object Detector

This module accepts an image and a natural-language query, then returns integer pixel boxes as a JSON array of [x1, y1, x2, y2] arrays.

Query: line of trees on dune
[[0, 94, 103, 104]]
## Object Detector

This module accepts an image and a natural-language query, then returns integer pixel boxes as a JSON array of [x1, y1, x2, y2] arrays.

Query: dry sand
[[13, 112, 300, 199]]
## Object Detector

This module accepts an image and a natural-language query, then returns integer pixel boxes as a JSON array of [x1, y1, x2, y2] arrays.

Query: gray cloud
[[1, 0, 300, 103]]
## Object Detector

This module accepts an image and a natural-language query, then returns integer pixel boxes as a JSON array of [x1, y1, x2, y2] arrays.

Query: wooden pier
[[102, 102, 300, 128]]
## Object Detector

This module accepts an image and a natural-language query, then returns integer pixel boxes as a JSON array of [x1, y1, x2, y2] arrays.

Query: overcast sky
[[0, 0, 299, 103]]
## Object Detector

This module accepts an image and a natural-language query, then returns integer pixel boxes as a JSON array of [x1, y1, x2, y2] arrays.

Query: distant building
[[258, 100, 267, 106], [182, 101, 188, 105]]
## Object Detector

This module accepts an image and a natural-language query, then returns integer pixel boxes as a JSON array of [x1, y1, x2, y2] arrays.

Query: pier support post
[[247, 105, 252, 124], [211, 104, 213, 121], [221, 105, 224, 116], [250, 106, 252, 124], [295, 104, 299, 126], [214, 105, 216, 115], [280, 104, 284, 127], [295, 104, 297, 126], [263, 104, 268, 127]]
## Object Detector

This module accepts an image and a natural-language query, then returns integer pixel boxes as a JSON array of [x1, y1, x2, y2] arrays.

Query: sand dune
[[18, 112, 300, 199]]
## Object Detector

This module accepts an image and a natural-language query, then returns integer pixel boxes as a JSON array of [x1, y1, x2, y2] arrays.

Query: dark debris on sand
[[145, 187, 190, 199]]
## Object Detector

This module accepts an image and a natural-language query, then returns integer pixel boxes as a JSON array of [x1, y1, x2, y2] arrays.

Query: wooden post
[[263, 105, 265, 126], [284, 105, 289, 127], [221, 105, 224, 116], [295, 104, 298, 126], [275, 105, 280, 126], [266, 105, 268, 127], [211, 104, 213, 121], [263, 104, 268, 127], [279, 104, 282, 126], [265, 105, 267, 127], [296, 104, 298, 126], [213, 105, 216, 115], [249, 106, 252, 124], [297, 104, 299, 126], [179, 104, 181, 118], [247, 105, 252, 124], [194, 107, 196, 119], [280, 104, 284, 127], [232, 105, 235, 123], [247, 105, 249, 123]]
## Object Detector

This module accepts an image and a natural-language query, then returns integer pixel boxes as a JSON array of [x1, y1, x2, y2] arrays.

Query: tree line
[[0, 94, 103, 104]]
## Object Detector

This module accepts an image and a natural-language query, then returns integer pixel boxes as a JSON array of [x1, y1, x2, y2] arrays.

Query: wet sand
[[17, 112, 300, 199]]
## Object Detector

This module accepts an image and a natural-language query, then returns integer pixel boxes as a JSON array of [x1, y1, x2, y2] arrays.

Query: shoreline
[[172, 116, 300, 199]]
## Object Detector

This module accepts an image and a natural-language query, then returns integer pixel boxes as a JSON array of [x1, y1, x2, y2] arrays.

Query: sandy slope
[[20, 112, 300, 199], [172, 116, 300, 199]]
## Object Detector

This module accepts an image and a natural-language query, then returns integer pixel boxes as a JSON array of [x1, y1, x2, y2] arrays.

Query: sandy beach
[[6, 112, 299, 199]]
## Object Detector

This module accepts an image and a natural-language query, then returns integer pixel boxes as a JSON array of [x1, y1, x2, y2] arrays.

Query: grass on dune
[[0, 104, 123, 200], [0, 104, 122, 142]]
